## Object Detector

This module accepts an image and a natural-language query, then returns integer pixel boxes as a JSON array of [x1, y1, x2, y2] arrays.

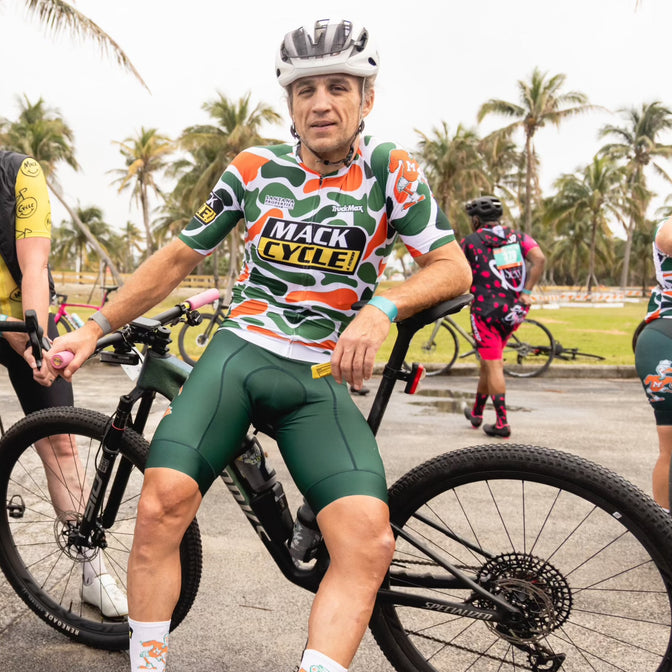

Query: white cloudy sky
[[1, 0, 669, 232]]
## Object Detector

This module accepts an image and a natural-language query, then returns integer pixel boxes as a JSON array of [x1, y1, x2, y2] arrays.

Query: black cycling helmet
[[465, 196, 503, 222]]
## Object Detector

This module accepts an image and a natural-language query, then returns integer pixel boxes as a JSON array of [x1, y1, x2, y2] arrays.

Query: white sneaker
[[81, 573, 129, 617]]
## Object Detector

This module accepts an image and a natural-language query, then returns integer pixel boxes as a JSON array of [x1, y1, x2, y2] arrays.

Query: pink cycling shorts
[[471, 312, 527, 360]]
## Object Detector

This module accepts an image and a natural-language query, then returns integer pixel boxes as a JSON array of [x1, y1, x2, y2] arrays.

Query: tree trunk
[[48, 180, 124, 286], [524, 133, 534, 234], [140, 185, 155, 257], [619, 217, 636, 290]]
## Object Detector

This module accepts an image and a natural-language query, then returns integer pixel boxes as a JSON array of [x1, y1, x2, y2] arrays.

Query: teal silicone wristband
[[368, 296, 398, 322], [521, 288, 532, 295]]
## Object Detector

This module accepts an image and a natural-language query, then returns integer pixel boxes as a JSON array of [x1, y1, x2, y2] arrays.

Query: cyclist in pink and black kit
[[461, 196, 545, 437]]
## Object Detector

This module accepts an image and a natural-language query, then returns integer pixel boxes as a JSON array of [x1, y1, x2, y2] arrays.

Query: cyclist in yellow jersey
[[0, 150, 128, 617], [49, 20, 472, 672]]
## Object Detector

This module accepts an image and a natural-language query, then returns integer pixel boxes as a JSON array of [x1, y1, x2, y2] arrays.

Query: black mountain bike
[[2, 291, 672, 671]]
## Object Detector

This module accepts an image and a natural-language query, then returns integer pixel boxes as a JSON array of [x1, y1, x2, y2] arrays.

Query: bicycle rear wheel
[[0, 407, 202, 650], [502, 318, 554, 378], [177, 312, 221, 366], [371, 443, 672, 672]]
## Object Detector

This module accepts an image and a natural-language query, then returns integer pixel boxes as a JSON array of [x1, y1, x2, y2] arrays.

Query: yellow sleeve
[[14, 158, 52, 240]]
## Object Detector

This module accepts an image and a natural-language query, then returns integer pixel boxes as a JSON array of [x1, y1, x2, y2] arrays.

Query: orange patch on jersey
[[247, 208, 284, 242], [231, 151, 270, 184], [303, 164, 363, 194], [364, 215, 389, 259], [237, 262, 251, 283], [246, 325, 285, 339], [286, 288, 359, 310], [229, 299, 268, 318]]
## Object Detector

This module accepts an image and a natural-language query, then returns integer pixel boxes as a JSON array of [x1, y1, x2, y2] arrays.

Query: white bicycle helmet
[[276, 19, 379, 87]]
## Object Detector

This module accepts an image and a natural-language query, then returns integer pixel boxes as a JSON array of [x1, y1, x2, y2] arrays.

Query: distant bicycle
[[412, 315, 556, 378], [53, 285, 118, 335], [177, 292, 227, 366]]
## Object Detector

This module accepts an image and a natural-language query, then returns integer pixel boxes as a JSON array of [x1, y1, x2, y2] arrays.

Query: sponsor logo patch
[[195, 192, 224, 224], [264, 195, 295, 209], [258, 218, 365, 274]]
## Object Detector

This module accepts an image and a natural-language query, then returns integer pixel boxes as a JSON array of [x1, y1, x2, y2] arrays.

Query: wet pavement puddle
[[409, 388, 529, 414]]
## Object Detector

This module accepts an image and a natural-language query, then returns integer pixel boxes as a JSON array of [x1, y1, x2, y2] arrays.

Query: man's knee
[[136, 468, 201, 536]]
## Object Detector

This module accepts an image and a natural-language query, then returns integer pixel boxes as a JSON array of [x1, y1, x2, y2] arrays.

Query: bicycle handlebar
[[51, 289, 221, 370]]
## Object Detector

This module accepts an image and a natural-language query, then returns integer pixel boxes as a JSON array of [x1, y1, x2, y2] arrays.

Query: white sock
[[299, 649, 348, 672], [128, 618, 171, 672], [79, 549, 109, 585]]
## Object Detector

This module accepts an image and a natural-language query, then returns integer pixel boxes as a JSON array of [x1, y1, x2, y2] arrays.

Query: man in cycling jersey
[[0, 150, 127, 616], [51, 19, 471, 672], [461, 196, 545, 437]]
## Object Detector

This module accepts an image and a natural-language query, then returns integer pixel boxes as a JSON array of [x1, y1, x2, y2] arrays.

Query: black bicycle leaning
[[176, 291, 227, 366], [1, 291, 672, 671]]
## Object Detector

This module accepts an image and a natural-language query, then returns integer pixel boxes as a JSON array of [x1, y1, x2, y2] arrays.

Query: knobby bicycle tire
[[0, 407, 203, 650], [503, 318, 554, 378], [177, 312, 223, 366], [370, 443, 672, 672], [405, 321, 460, 376]]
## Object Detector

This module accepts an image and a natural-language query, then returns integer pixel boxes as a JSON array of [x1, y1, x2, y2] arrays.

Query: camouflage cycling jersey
[[646, 219, 672, 323], [179, 136, 455, 359]]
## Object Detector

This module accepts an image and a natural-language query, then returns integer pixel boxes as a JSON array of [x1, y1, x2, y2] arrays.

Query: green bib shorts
[[146, 330, 388, 513]]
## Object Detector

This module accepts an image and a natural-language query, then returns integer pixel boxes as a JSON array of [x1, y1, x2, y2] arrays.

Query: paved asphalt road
[[0, 361, 658, 672]]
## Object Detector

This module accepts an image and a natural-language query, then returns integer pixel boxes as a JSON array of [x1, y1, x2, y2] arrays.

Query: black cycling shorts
[[146, 329, 387, 513], [635, 318, 672, 425], [0, 313, 73, 414]]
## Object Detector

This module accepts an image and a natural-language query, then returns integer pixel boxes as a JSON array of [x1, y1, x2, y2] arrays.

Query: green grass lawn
[[379, 300, 647, 368], [57, 286, 647, 367]]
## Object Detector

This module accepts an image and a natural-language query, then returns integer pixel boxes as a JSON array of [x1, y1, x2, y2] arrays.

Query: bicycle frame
[[53, 286, 117, 326], [72, 291, 523, 626]]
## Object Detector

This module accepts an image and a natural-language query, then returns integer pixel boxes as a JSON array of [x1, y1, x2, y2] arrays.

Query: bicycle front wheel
[[370, 444, 672, 672], [177, 312, 221, 366], [406, 321, 460, 376], [502, 318, 554, 378], [54, 314, 75, 337], [0, 407, 203, 650]]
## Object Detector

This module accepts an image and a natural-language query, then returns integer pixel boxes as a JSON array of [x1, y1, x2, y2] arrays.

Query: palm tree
[[415, 122, 491, 238], [173, 92, 282, 295], [478, 68, 596, 232], [110, 127, 174, 257], [599, 101, 672, 287], [52, 205, 111, 273], [19, 0, 146, 89], [544, 155, 624, 292], [117, 221, 144, 272], [0, 95, 124, 283], [179, 92, 282, 207]]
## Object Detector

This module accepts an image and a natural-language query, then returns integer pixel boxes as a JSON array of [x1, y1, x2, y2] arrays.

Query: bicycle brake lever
[[24, 310, 44, 369]]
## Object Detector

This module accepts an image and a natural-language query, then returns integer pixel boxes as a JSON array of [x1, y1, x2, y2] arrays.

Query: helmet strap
[[293, 121, 364, 169]]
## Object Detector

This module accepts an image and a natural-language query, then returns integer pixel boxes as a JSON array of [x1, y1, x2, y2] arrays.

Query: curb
[[373, 363, 638, 379]]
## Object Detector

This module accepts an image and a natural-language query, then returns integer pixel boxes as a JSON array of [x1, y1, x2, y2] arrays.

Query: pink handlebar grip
[[51, 351, 74, 369], [186, 288, 220, 310]]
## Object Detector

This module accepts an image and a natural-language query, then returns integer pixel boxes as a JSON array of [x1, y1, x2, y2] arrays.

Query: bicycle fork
[[72, 396, 134, 552]]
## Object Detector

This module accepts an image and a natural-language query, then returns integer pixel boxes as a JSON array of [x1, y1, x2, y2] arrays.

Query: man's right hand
[[49, 321, 101, 382]]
